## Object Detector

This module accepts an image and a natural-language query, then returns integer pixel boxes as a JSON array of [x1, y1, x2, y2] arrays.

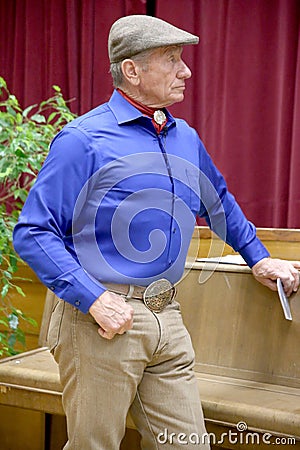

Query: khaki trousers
[[48, 297, 210, 450]]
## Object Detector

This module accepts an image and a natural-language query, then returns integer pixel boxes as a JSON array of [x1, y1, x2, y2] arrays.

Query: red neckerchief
[[117, 89, 167, 133]]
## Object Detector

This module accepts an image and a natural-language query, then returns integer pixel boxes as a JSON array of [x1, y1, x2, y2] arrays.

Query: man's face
[[136, 46, 192, 108]]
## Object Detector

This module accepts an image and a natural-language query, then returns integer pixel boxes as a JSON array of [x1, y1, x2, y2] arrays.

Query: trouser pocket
[[47, 298, 65, 355]]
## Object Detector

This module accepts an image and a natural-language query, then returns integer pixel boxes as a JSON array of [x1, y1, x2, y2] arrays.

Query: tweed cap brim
[[108, 15, 199, 63]]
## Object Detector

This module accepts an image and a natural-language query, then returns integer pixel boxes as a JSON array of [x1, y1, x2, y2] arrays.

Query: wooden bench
[[1, 227, 300, 449]]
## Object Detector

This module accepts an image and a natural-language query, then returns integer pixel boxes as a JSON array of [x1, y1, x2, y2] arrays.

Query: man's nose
[[177, 60, 192, 79]]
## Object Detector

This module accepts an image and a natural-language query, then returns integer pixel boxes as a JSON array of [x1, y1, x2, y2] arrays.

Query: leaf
[[3, 270, 12, 279], [8, 333, 17, 348], [14, 285, 25, 297], [1, 284, 9, 298], [0, 319, 9, 328], [47, 111, 58, 123], [16, 330, 26, 346], [16, 113, 23, 124], [26, 317, 38, 327], [6, 105, 16, 116], [22, 104, 37, 118], [15, 148, 26, 158], [16, 189, 28, 203], [31, 113, 46, 123], [9, 254, 18, 272], [0, 167, 13, 178], [0, 77, 7, 89], [8, 313, 19, 330]]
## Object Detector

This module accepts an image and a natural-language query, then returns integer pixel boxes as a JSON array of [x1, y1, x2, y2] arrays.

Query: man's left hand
[[252, 257, 300, 296]]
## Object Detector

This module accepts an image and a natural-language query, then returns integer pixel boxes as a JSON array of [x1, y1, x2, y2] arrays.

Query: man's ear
[[121, 59, 141, 86]]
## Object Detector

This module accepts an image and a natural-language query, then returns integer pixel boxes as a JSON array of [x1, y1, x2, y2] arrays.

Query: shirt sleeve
[[197, 137, 270, 267], [13, 127, 106, 313]]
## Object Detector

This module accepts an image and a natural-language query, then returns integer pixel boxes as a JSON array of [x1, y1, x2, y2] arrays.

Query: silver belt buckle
[[143, 279, 176, 313]]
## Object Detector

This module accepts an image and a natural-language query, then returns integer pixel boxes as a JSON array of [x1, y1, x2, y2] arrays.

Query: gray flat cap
[[108, 15, 199, 63]]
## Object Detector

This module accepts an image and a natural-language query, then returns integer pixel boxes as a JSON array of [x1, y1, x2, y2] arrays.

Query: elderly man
[[13, 15, 299, 450]]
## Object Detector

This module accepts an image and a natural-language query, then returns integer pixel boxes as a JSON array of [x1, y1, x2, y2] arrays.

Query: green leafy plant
[[0, 76, 77, 357]]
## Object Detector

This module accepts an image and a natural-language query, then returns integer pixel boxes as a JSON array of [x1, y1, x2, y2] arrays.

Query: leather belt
[[103, 279, 176, 313], [103, 283, 145, 299]]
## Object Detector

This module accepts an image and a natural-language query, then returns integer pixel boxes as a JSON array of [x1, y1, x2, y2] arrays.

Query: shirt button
[[75, 300, 81, 307], [50, 286, 55, 291]]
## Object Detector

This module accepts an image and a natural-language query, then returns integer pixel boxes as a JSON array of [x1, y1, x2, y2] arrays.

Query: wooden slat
[[193, 226, 300, 242], [189, 226, 300, 260]]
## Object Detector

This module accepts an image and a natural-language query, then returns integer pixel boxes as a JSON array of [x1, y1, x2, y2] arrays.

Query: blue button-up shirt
[[13, 90, 269, 313]]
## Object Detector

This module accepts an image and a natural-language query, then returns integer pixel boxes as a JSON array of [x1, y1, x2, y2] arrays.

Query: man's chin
[[165, 93, 185, 107]]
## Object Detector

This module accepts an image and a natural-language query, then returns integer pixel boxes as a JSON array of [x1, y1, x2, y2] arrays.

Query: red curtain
[[1, 0, 300, 228], [0, 0, 146, 113], [156, 0, 300, 228]]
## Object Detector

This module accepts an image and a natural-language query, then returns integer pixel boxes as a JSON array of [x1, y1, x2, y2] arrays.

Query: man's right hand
[[89, 291, 134, 340]]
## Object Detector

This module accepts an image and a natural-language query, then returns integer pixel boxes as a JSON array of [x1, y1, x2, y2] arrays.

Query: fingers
[[252, 257, 300, 296], [277, 262, 299, 295], [281, 271, 299, 296], [290, 261, 300, 270], [89, 291, 134, 340], [290, 262, 300, 292], [97, 326, 126, 340]]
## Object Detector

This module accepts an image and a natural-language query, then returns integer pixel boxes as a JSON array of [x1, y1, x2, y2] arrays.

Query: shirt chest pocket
[[174, 169, 201, 215]]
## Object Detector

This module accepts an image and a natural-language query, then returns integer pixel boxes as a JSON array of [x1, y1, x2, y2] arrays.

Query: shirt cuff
[[47, 268, 106, 313], [238, 236, 270, 268]]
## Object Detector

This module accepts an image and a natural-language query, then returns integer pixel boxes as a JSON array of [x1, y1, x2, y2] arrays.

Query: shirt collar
[[108, 89, 176, 128]]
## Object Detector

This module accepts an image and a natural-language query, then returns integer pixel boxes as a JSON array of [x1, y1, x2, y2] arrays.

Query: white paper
[[277, 278, 292, 321], [196, 254, 247, 265]]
